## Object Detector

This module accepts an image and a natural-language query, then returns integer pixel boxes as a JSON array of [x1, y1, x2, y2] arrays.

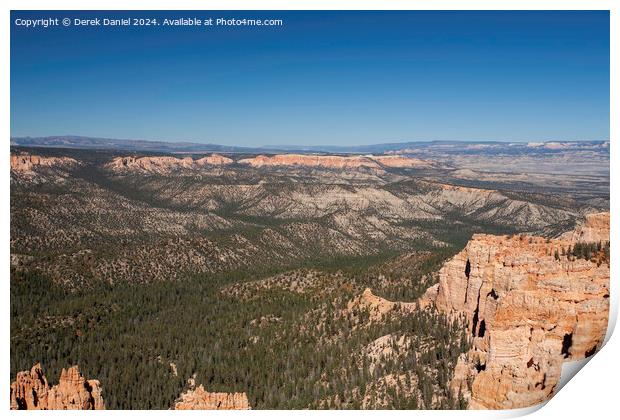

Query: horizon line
[[10, 134, 611, 149]]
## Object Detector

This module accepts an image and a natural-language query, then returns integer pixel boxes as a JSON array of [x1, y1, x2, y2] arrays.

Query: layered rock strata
[[422, 212, 610, 409], [107, 154, 232, 173], [238, 154, 430, 169]]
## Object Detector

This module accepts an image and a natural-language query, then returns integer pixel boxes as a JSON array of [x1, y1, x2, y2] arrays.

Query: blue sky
[[11, 11, 609, 146]]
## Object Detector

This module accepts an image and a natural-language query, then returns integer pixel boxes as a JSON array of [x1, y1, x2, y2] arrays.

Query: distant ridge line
[[11, 135, 609, 155]]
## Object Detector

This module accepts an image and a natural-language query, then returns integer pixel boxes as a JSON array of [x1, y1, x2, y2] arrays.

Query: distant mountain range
[[11, 135, 609, 155], [10, 136, 259, 154]]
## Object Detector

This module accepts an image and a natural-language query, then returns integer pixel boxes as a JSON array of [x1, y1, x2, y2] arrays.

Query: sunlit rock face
[[10, 364, 105, 410], [106, 154, 233, 173], [346, 287, 417, 322], [10, 154, 78, 173], [423, 212, 610, 409], [174, 385, 250, 410], [560, 211, 610, 243], [238, 153, 431, 169]]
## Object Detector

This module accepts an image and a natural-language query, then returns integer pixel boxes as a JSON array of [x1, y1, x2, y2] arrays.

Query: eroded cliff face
[[107, 154, 233, 173], [561, 212, 610, 243], [10, 364, 105, 410], [238, 154, 431, 169], [10, 154, 78, 173], [174, 385, 250, 410], [423, 212, 610, 409]]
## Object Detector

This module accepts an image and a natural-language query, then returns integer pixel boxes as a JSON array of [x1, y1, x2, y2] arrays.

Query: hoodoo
[[10, 364, 105, 410], [174, 385, 250, 410]]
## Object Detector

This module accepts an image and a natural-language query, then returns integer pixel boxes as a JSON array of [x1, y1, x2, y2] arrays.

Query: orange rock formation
[[10, 154, 77, 172], [10, 364, 105, 410], [238, 154, 430, 169], [347, 288, 417, 322], [107, 154, 232, 173], [174, 385, 250, 410], [422, 212, 610, 409], [561, 211, 610, 243]]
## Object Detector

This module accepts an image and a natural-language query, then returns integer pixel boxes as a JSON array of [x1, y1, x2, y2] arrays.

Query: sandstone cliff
[[238, 154, 430, 169], [10, 364, 105, 410], [107, 154, 232, 173], [422, 212, 610, 409], [561, 211, 610, 243], [10, 154, 78, 173], [174, 385, 250, 410]]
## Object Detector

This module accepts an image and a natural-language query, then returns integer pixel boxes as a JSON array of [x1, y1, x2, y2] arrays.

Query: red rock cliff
[[422, 212, 610, 409], [238, 154, 430, 169], [10, 364, 105, 410]]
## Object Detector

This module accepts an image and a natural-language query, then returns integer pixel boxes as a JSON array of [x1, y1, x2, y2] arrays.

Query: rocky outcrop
[[107, 154, 232, 173], [347, 288, 398, 321], [10, 364, 105, 410], [561, 212, 610, 243], [422, 212, 610, 409], [174, 385, 250, 410], [10, 154, 78, 173], [371, 155, 431, 168], [238, 154, 430, 169], [195, 154, 234, 166], [346, 288, 417, 322]]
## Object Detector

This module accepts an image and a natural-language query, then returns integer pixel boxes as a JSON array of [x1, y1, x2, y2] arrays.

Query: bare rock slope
[[10, 154, 77, 173], [346, 287, 417, 322], [238, 153, 431, 169], [422, 212, 610, 409], [107, 154, 232, 173], [10, 364, 105, 410], [174, 385, 250, 410], [560, 211, 610, 243]]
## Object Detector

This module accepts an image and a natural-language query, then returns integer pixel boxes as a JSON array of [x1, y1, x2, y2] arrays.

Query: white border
[[2, 1, 616, 418]]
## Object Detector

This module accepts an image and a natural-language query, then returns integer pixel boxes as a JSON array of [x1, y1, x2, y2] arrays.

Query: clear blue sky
[[11, 11, 609, 146]]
